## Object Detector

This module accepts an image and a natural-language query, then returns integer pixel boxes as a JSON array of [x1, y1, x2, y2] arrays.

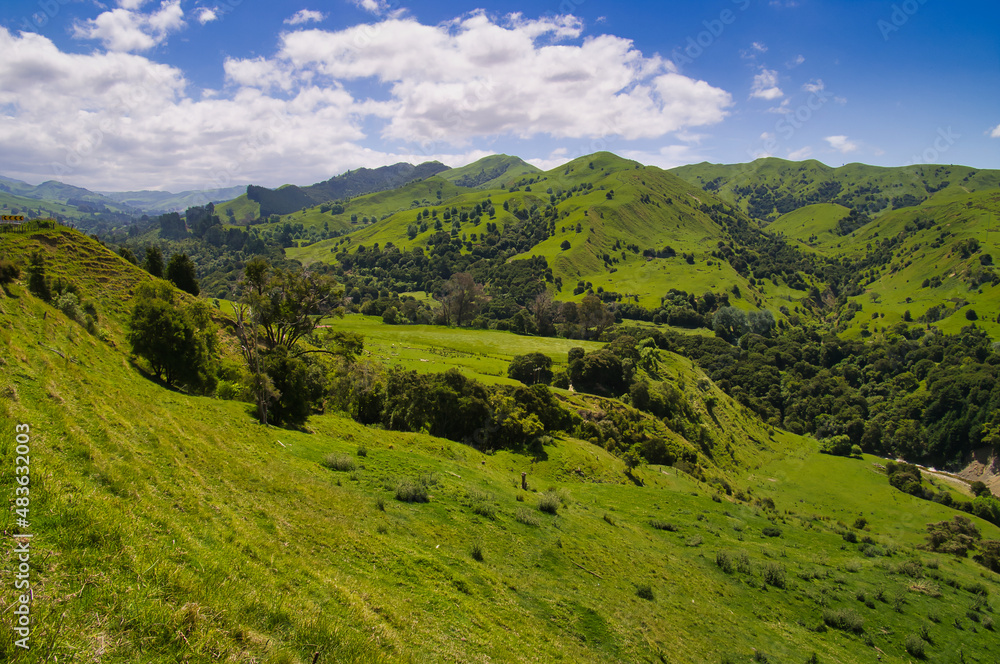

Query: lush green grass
[[768, 202, 852, 251], [330, 314, 605, 384], [4, 228, 1000, 663]]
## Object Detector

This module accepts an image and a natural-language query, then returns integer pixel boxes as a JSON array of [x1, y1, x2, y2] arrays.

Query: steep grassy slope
[[438, 154, 540, 190], [768, 203, 852, 250], [3, 229, 1000, 662], [671, 158, 1000, 221], [825, 190, 1000, 338]]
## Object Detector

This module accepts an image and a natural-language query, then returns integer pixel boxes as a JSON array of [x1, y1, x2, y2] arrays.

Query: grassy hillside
[[438, 154, 540, 190], [290, 153, 776, 311], [768, 203, 852, 251], [671, 158, 1000, 222], [3, 228, 1000, 662]]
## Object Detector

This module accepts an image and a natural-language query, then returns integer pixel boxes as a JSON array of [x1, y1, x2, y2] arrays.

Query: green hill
[[671, 158, 1000, 222], [4, 226, 1000, 663], [438, 154, 540, 189]]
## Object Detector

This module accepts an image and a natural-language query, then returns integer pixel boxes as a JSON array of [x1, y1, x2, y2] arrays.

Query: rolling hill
[[670, 158, 1000, 222], [3, 226, 1000, 663]]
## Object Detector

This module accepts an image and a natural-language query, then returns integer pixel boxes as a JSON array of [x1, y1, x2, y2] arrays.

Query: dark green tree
[[508, 353, 554, 385], [166, 253, 200, 296], [126, 283, 216, 391], [143, 245, 164, 277]]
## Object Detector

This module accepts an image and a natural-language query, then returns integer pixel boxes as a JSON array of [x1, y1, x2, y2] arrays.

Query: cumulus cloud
[[196, 8, 217, 24], [351, 0, 391, 15], [750, 67, 782, 100], [285, 9, 326, 25], [266, 12, 731, 144], [73, 0, 186, 52], [0, 12, 735, 190], [802, 79, 825, 94], [990, 124, 1000, 138], [825, 135, 859, 153], [787, 146, 812, 160]]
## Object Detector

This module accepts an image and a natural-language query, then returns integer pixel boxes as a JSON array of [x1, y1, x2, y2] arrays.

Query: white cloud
[[196, 8, 217, 24], [802, 79, 825, 94], [285, 9, 326, 26], [787, 54, 805, 68], [825, 135, 859, 154], [351, 0, 390, 15], [0, 13, 736, 190], [751, 41, 768, 53], [750, 67, 783, 100], [990, 124, 1000, 138], [787, 146, 812, 160], [270, 13, 732, 144], [620, 144, 712, 169], [73, 0, 186, 52]]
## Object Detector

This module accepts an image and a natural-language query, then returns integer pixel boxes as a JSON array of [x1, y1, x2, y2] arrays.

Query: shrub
[[762, 526, 782, 538], [470, 542, 484, 562], [216, 380, 243, 401], [762, 563, 786, 588], [472, 502, 497, 519], [395, 479, 430, 503], [735, 550, 753, 574], [322, 454, 357, 472], [514, 508, 540, 526], [822, 608, 864, 633], [356, 446, 368, 457], [538, 492, 560, 514], [904, 633, 925, 658], [650, 520, 678, 531], [635, 583, 654, 601], [0, 259, 20, 284], [716, 550, 734, 574], [603, 513, 616, 526], [375, 497, 385, 511]]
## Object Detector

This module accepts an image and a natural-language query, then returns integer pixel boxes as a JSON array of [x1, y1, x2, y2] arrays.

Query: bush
[[716, 550, 734, 574], [650, 520, 678, 531], [216, 380, 243, 401], [762, 526, 782, 538], [357, 446, 368, 457], [538, 492, 560, 514], [395, 479, 430, 503], [472, 502, 497, 519], [514, 507, 540, 526], [635, 583, 654, 601], [0, 259, 20, 284], [322, 455, 356, 472], [822, 608, 864, 633], [904, 633, 925, 658], [762, 563, 786, 588], [470, 542, 484, 562]]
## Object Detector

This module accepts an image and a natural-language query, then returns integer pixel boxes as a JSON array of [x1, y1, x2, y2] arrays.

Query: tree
[[560, 240, 571, 250], [579, 294, 613, 340], [712, 306, 748, 343], [118, 245, 138, 265], [143, 246, 164, 277], [238, 259, 344, 352], [382, 305, 399, 325], [508, 353, 554, 385], [166, 253, 199, 295], [442, 272, 486, 327], [126, 283, 217, 392]]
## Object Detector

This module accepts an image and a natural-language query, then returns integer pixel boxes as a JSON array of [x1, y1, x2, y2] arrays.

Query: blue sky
[[1, 0, 997, 192]]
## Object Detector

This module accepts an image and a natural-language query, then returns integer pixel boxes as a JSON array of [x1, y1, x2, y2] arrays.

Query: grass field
[[3, 228, 1000, 663]]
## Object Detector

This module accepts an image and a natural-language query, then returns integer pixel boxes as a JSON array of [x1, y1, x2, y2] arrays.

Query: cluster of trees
[[625, 322, 1000, 469]]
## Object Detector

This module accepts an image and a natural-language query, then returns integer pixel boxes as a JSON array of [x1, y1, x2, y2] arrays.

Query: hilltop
[[4, 226, 1000, 663], [670, 158, 1000, 222]]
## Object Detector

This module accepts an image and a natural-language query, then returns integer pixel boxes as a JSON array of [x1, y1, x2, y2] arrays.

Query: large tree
[[441, 272, 486, 327], [166, 253, 200, 296], [508, 353, 554, 386], [126, 283, 216, 392]]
